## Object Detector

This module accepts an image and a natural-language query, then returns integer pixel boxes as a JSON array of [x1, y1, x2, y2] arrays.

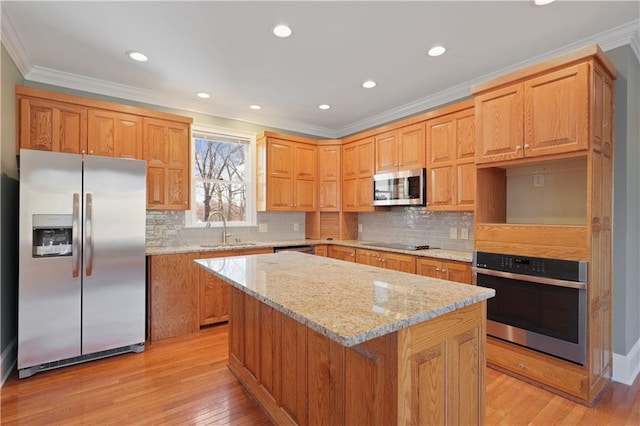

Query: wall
[[358, 209, 474, 251], [1, 44, 23, 385], [609, 44, 640, 385]]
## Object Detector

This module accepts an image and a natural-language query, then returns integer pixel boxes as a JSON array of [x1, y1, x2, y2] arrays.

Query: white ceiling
[[2, 1, 639, 138]]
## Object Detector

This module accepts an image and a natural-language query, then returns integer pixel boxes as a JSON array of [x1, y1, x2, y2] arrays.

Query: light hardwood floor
[[2, 324, 638, 425]]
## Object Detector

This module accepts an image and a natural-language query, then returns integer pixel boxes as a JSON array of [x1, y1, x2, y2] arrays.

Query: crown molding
[[337, 19, 640, 138], [3, 7, 638, 140], [0, 8, 32, 76]]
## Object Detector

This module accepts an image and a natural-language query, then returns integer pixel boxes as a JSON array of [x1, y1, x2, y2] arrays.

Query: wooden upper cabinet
[[426, 101, 475, 211], [144, 117, 190, 210], [358, 137, 375, 176], [475, 60, 592, 165], [375, 131, 398, 173], [258, 133, 318, 212], [475, 83, 524, 164], [343, 137, 377, 212], [318, 144, 341, 211], [524, 63, 589, 157], [375, 125, 425, 173], [398, 123, 426, 169], [18, 97, 87, 154], [88, 109, 142, 159]]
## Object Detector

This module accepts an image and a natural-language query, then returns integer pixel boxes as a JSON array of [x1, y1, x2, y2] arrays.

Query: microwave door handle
[[72, 193, 80, 278], [472, 267, 586, 290]]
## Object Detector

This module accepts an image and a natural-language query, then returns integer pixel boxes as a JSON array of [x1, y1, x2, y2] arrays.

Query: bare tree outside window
[[193, 132, 249, 224]]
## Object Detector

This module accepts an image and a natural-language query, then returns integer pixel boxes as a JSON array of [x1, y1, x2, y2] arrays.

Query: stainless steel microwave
[[373, 168, 426, 206]]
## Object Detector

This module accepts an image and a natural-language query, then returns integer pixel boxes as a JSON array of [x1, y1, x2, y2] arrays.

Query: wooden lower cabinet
[[313, 244, 328, 256], [355, 248, 416, 273], [416, 257, 472, 284], [149, 247, 273, 341], [228, 286, 486, 425], [327, 245, 356, 262]]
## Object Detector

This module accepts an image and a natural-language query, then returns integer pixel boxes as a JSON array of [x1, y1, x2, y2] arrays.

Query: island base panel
[[228, 287, 486, 425]]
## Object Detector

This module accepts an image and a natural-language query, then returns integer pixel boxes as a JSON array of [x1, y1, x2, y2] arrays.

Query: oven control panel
[[473, 251, 587, 282]]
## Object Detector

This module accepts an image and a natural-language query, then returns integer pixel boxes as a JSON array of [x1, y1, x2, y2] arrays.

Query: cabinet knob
[[89, 150, 94, 154], [81, 149, 86, 154], [524, 144, 530, 149], [436, 268, 441, 271], [516, 145, 522, 151], [441, 269, 447, 272]]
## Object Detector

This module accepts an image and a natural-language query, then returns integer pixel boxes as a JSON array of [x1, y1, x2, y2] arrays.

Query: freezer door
[[82, 155, 146, 353], [18, 150, 83, 369]]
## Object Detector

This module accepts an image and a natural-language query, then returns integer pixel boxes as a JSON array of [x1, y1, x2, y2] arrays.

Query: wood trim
[[471, 44, 616, 95], [16, 86, 193, 124], [258, 130, 318, 145], [341, 99, 475, 144]]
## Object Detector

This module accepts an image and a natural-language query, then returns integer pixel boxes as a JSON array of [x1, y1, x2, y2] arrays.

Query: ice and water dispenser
[[32, 214, 73, 257]]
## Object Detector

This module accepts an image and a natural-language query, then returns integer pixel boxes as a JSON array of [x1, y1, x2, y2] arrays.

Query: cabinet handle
[[441, 269, 447, 272], [516, 145, 522, 151], [524, 144, 530, 149], [436, 268, 441, 271]]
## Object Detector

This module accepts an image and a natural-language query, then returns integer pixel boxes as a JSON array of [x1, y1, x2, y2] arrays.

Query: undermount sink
[[200, 242, 257, 248]]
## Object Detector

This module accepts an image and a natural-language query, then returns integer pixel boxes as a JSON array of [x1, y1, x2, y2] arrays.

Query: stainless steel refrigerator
[[18, 149, 146, 378]]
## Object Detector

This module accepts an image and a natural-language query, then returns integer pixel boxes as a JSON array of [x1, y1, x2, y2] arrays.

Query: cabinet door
[[149, 253, 199, 341], [442, 260, 472, 284], [327, 246, 355, 262], [166, 122, 190, 209], [19, 97, 87, 154], [342, 178, 358, 212], [314, 245, 328, 257], [199, 252, 230, 326], [267, 139, 294, 210], [375, 131, 398, 173], [356, 249, 380, 267], [144, 118, 168, 208], [429, 166, 453, 207], [381, 252, 416, 273], [293, 144, 317, 211], [455, 109, 476, 210], [358, 138, 375, 176], [319, 145, 341, 211], [88, 109, 142, 159], [398, 123, 425, 169], [475, 83, 524, 164], [524, 63, 589, 158], [416, 258, 442, 279], [456, 163, 476, 209], [343, 142, 358, 179], [357, 177, 374, 211]]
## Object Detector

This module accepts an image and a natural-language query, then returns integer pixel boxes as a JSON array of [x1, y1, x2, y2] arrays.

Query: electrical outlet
[[293, 223, 299, 232], [258, 223, 268, 233], [460, 228, 469, 240], [358, 223, 363, 233], [450, 227, 458, 240], [533, 174, 545, 187]]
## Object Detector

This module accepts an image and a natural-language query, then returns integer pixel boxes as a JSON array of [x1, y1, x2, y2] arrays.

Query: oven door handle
[[472, 267, 586, 290]]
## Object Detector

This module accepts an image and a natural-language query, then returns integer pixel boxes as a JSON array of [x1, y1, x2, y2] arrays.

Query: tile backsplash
[[146, 211, 306, 247], [358, 208, 474, 251], [146, 208, 474, 252]]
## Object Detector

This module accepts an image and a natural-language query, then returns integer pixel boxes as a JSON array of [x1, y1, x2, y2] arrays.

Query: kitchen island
[[196, 252, 494, 425]]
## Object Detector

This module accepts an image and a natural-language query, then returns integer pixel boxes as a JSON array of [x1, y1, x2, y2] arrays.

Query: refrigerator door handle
[[72, 193, 80, 278], [85, 193, 93, 277]]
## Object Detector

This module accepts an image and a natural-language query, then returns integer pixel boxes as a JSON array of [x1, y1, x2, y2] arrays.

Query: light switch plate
[[259, 223, 268, 233], [358, 223, 363, 233], [293, 223, 299, 232], [450, 227, 458, 239], [533, 174, 545, 187]]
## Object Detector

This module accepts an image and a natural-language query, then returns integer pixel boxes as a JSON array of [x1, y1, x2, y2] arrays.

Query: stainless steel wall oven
[[472, 251, 587, 365]]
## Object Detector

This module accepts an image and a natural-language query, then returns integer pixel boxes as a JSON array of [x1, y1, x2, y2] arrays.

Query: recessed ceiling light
[[272, 24, 292, 38], [427, 46, 447, 57], [362, 80, 377, 89], [533, 0, 555, 5], [250, 105, 262, 110], [197, 92, 210, 99], [318, 104, 331, 110], [126, 50, 148, 62]]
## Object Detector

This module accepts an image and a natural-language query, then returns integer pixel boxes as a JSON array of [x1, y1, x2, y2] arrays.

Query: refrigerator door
[[82, 155, 146, 353], [18, 150, 83, 369]]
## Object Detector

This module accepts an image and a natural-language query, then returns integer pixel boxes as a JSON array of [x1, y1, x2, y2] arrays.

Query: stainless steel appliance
[[472, 251, 587, 365], [372, 168, 426, 206], [18, 149, 146, 378]]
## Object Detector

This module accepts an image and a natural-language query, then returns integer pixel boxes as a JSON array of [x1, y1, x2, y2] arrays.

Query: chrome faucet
[[205, 210, 230, 245]]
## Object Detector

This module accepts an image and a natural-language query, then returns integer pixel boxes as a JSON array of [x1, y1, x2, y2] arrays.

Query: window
[[188, 125, 256, 227]]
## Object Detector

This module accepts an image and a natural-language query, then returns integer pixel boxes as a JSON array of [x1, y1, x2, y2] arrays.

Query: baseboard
[[613, 337, 640, 386], [1, 337, 18, 387]]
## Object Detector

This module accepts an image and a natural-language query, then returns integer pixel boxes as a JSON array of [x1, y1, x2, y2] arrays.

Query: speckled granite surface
[[195, 252, 493, 347], [147, 239, 473, 262]]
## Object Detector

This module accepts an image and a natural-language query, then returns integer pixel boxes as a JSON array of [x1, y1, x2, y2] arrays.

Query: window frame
[[186, 124, 257, 228]]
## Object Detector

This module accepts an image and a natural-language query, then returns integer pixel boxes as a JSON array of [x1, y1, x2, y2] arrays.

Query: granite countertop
[[147, 239, 472, 262], [195, 252, 493, 347]]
